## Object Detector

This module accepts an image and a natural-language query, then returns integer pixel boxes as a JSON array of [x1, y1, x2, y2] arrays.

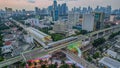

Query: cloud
[[28, 0, 35, 3]]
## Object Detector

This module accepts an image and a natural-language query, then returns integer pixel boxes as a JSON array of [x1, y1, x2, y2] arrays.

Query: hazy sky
[[0, 0, 120, 10]]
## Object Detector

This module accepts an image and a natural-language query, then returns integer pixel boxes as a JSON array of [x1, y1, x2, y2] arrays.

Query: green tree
[[109, 31, 120, 39], [0, 56, 4, 62], [60, 64, 69, 68], [41, 64, 46, 68], [80, 30, 88, 35], [92, 38, 106, 47], [48, 64, 56, 68], [61, 60, 65, 64], [51, 33, 65, 41], [71, 63, 77, 68], [93, 52, 100, 59], [87, 56, 92, 62]]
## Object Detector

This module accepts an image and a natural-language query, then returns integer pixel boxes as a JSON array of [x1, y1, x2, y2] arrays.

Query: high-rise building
[[52, 0, 58, 21], [82, 14, 94, 31], [82, 12, 105, 31], [48, 6, 53, 15], [57, 3, 68, 15], [5, 7, 12, 12], [105, 5, 111, 16], [0, 17, 1, 23], [35, 7, 39, 15], [61, 3, 68, 15], [92, 12, 105, 30], [68, 12, 80, 26]]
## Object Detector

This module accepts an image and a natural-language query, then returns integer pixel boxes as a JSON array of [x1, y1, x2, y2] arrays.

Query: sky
[[0, 0, 120, 10]]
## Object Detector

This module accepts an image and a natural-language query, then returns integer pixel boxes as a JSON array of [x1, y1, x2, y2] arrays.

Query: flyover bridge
[[10, 19, 52, 48], [2, 19, 119, 68], [87, 25, 120, 40], [0, 37, 78, 68]]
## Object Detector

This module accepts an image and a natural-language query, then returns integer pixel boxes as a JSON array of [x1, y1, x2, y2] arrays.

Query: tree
[[49, 57, 53, 64], [80, 30, 88, 35], [48, 64, 56, 68], [0, 56, 4, 62], [27, 61, 32, 66], [71, 63, 77, 68], [41, 64, 46, 68], [54, 62, 58, 68], [99, 47, 103, 52], [51, 33, 65, 41], [60, 64, 69, 68], [109, 31, 120, 39], [92, 38, 106, 47], [93, 52, 100, 59], [87, 56, 92, 62], [61, 60, 65, 64], [39, 60, 43, 64], [75, 30, 88, 35]]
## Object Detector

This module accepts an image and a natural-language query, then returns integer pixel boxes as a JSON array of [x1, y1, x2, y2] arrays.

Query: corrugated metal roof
[[99, 57, 120, 68]]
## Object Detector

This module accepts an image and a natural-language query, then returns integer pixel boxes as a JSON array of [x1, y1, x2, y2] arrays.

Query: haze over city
[[0, 0, 120, 68], [0, 0, 120, 10]]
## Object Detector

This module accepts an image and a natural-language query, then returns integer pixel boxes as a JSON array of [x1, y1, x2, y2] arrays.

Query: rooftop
[[4, 41, 12, 45], [99, 57, 120, 68], [109, 42, 120, 54], [27, 27, 50, 39]]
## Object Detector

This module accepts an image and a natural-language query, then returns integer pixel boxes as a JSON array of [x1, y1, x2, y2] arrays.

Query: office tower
[[35, 7, 39, 15], [58, 4, 61, 15], [52, 0, 58, 21], [68, 12, 80, 26], [87, 6, 93, 13], [48, 6, 53, 15], [105, 5, 112, 17], [0, 17, 1, 23], [61, 3, 68, 15], [93, 12, 105, 30], [82, 14, 94, 31], [57, 3, 68, 15], [5, 7, 12, 12], [82, 12, 105, 31]]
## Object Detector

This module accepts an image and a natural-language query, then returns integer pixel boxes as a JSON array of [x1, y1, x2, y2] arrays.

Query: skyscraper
[[93, 12, 105, 30], [68, 12, 80, 26], [61, 3, 68, 15], [82, 12, 105, 31], [35, 7, 39, 15], [82, 14, 94, 31], [48, 5, 53, 15], [52, 0, 58, 21]]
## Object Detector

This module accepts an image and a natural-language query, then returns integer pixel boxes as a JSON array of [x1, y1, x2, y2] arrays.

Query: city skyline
[[0, 0, 120, 10]]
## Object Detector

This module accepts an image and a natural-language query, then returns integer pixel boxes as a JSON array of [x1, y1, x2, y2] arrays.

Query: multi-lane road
[[0, 38, 79, 68], [1, 19, 119, 68]]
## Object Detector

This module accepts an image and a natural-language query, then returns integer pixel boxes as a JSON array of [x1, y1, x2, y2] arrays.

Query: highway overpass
[[10, 19, 52, 48], [87, 25, 120, 40], [0, 37, 79, 67], [3, 19, 119, 68]]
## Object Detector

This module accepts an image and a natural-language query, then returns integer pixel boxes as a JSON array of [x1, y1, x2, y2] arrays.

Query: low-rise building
[[53, 21, 76, 36], [99, 57, 120, 68], [1, 45, 13, 54], [107, 42, 120, 60]]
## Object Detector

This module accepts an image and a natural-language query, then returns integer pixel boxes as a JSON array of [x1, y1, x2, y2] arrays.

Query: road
[[0, 56, 23, 68], [62, 50, 98, 68], [0, 39, 79, 68]]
